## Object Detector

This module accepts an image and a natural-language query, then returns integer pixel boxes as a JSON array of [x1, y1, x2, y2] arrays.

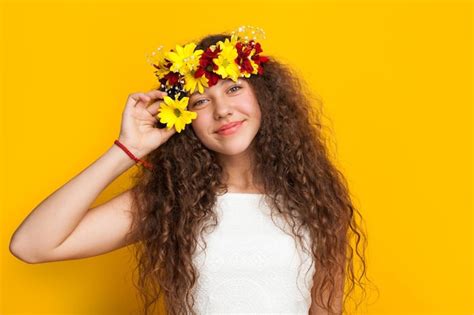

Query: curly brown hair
[[125, 33, 375, 315]]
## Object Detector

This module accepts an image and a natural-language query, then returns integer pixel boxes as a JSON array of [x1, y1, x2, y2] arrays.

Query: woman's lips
[[216, 120, 244, 136]]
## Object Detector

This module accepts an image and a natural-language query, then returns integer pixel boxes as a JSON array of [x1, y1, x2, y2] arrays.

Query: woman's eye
[[229, 85, 242, 93], [192, 99, 206, 107]]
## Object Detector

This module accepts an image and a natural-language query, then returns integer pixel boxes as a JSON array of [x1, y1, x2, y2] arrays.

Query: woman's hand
[[118, 89, 176, 159]]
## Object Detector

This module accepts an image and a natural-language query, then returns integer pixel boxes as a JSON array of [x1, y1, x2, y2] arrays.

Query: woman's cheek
[[191, 114, 207, 135]]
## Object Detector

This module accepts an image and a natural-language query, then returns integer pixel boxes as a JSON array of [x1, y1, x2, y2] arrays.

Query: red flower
[[235, 40, 270, 75], [164, 71, 180, 85], [235, 41, 255, 75], [251, 42, 269, 74], [194, 45, 222, 87], [195, 67, 220, 87]]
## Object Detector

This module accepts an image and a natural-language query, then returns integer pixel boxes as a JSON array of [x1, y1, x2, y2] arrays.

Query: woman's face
[[189, 78, 261, 156]]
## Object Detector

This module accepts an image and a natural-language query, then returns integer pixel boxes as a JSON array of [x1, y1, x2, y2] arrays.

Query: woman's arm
[[9, 143, 137, 263], [9, 89, 173, 264]]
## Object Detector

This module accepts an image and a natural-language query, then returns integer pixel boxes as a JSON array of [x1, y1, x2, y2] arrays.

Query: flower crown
[[146, 25, 270, 133]]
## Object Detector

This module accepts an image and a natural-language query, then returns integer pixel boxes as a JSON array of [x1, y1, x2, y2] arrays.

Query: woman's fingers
[[146, 103, 161, 116], [143, 89, 167, 116], [135, 89, 167, 109], [146, 89, 167, 101]]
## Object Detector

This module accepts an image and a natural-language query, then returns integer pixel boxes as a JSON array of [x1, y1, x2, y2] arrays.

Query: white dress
[[192, 192, 315, 314]]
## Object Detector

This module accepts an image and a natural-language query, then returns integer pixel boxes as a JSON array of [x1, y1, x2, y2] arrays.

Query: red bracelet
[[113, 139, 154, 171]]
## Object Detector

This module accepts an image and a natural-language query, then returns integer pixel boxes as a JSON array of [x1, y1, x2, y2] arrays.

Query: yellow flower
[[184, 71, 209, 94], [155, 68, 170, 81], [213, 37, 240, 81], [157, 95, 197, 133], [147, 46, 170, 80], [166, 42, 203, 76]]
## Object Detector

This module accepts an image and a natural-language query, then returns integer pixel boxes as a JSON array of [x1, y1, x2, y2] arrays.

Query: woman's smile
[[216, 120, 245, 136]]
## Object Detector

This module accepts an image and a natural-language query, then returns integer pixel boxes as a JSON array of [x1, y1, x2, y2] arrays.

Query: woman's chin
[[209, 139, 254, 156]]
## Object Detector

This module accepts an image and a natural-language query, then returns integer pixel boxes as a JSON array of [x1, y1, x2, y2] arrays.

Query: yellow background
[[1, 0, 472, 314]]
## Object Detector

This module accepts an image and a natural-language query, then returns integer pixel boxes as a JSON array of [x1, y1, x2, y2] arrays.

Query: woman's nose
[[213, 99, 233, 119]]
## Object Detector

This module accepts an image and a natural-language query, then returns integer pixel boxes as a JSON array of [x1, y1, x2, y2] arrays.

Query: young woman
[[10, 27, 370, 315]]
